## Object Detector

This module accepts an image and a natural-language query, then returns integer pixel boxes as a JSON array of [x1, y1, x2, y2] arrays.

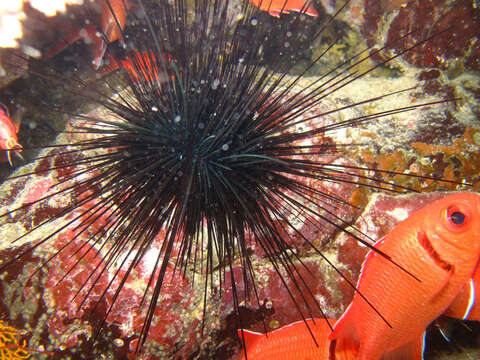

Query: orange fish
[[238, 318, 355, 360], [238, 319, 425, 359], [0, 103, 22, 166], [444, 262, 480, 321], [249, 0, 318, 17], [329, 193, 480, 360]]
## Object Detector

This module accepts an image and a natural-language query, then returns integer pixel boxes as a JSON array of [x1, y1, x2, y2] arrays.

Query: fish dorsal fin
[[287, 0, 319, 16], [238, 329, 263, 350]]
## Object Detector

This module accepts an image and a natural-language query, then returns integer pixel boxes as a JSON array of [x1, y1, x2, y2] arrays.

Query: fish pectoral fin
[[381, 333, 426, 360], [429, 265, 455, 300]]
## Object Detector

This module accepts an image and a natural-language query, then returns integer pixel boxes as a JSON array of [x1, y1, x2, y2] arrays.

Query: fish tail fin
[[329, 308, 360, 359], [382, 333, 426, 360]]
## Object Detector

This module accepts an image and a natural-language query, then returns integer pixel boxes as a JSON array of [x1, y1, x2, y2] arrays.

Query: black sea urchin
[[0, 0, 460, 358]]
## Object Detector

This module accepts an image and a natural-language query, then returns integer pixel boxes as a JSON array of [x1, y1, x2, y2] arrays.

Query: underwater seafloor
[[0, 0, 479, 359]]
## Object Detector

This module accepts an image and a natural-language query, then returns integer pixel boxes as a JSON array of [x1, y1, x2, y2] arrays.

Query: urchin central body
[[117, 82, 300, 259]]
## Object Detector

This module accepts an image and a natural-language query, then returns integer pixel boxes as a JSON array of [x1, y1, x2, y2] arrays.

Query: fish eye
[[450, 211, 465, 225], [446, 205, 468, 228]]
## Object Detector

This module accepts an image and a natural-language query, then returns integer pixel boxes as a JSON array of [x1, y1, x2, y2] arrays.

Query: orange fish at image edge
[[249, 0, 318, 17], [238, 318, 425, 359], [329, 193, 480, 360], [0, 103, 22, 166], [238, 318, 355, 360]]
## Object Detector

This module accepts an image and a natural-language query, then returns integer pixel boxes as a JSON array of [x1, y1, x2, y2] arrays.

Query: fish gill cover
[[0, 0, 478, 359]]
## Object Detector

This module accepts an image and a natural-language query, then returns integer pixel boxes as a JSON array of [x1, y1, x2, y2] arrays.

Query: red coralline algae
[[42, 226, 202, 358], [0, 143, 205, 358], [222, 260, 341, 333], [363, 0, 480, 71], [245, 165, 360, 258]]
